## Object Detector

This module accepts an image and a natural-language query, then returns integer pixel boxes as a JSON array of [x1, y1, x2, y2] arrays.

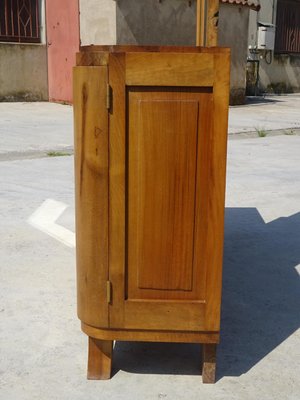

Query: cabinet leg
[[87, 337, 113, 380], [202, 343, 217, 384]]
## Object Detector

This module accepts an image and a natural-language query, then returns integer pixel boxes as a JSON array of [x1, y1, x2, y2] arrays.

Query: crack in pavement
[[0, 147, 74, 162]]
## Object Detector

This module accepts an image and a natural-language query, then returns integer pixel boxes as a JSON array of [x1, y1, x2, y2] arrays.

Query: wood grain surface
[[87, 337, 113, 380], [75, 47, 230, 336], [204, 53, 230, 331], [127, 87, 213, 302], [78, 45, 229, 54], [108, 53, 127, 329], [73, 66, 109, 328], [125, 52, 214, 87], [107, 50, 229, 332], [196, 0, 207, 46], [207, 0, 219, 46], [74, 47, 230, 383], [128, 92, 199, 292], [83, 323, 219, 344], [202, 343, 217, 383]]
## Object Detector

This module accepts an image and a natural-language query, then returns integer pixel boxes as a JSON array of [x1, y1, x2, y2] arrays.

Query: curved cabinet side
[[73, 66, 109, 328]]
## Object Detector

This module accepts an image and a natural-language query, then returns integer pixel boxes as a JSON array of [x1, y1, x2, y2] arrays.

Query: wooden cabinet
[[74, 45, 230, 383]]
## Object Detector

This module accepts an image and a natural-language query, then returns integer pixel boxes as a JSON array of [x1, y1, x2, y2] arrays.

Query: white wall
[[79, 0, 116, 45]]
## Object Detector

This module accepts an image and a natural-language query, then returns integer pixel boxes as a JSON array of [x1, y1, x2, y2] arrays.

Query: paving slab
[[0, 94, 300, 159], [228, 94, 300, 135], [0, 102, 73, 156], [0, 101, 300, 400]]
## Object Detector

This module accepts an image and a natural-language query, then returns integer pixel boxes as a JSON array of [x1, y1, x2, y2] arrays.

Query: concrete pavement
[[229, 94, 300, 135], [0, 94, 300, 159], [0, 96, 299, 400], [0, 102, 73, 160]]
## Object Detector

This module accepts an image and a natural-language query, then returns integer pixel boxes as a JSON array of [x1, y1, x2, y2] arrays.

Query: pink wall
[[46, 0, 80, 103]]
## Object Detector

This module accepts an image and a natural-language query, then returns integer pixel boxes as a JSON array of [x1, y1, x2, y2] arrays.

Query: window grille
[[0, 0, 40, 43], [275, 0, 300, 54]]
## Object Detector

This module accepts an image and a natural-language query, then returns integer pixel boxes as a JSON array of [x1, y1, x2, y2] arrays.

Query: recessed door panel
[[128, 94, 199, 293], [125, 87, 213, 310]]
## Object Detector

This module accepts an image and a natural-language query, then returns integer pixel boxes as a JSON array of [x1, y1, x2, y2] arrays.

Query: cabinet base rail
[[82, 323, 218, 384]]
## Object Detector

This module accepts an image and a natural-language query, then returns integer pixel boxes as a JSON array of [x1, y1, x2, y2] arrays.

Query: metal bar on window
[[29, 0, 33, 37], [4, 0, 8, 35], [36, 0, 39, 37], [17, 0, 21, 42], [0, 0, 40, 43], [10, 0, 14, 36], [275, 0, 300, 54]]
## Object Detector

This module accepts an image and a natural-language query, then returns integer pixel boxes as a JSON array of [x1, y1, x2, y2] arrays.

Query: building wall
[[46, 0, 80, 103], [115, 1, 250, 104], [79, 0, 116, 45], [0, 0, 48, 102], [0, 44, 48, 101], [248, 1, 300, 94], [218, 4, 250, 104], [248, 4, 276, 50], [116, 0, 196, 46], [259, 55, 300, 93]]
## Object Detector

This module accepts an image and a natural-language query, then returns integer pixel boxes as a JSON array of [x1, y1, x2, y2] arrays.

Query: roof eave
[[220, 0, 261, 12]]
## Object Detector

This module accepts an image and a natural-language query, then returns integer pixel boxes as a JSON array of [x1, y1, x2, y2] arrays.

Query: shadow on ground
[[112, 208, 300, 380], [245, 96, 284, 105]]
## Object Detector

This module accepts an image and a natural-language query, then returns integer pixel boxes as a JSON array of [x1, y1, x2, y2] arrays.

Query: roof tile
[[220, 0, 261, 11]]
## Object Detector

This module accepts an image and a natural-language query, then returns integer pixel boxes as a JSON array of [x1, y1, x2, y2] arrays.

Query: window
[[0, 0, 40, 43], [275, 0, 300, 54]]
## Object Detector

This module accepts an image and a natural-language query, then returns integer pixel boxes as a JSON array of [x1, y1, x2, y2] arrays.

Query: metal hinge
[[106, 280, 112, 304], [106, 84, 112, 111]]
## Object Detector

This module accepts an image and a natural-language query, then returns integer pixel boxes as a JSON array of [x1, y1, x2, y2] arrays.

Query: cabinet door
[[108, 51, 230, 332]]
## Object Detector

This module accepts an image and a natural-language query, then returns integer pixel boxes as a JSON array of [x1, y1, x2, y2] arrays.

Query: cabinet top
[[79, 45, 230, 54], [77, 45, 230, 66]]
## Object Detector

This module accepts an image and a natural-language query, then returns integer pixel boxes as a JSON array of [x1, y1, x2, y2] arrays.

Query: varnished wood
[[204, 52, 230, 331], [76, 46, 230, 68], [78, 45, 230, 54], [87, 337, 113, 380], [108, 52, 126, 329], [107, 51, 228, 332], [73, 66, 109, 328], [82, 323, 219, 344], [196, 0, 207, 46], [207, 0, 219, 46], [74, 46, 230, 382], [196, 0, 219, 47], [129, 90, 199, 292], [76, 51, 109, 67], [125, 52, 214, 87], [127, 88, 212, 302], [202, 343, 217, 383], [123, 300, 206, 331]]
